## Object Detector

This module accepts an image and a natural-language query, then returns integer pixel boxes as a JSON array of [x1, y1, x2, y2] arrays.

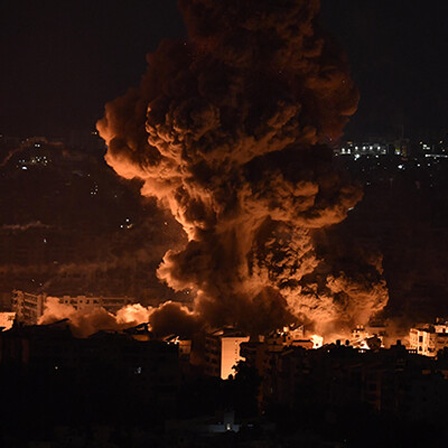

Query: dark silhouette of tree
[[231, 361, 261, 418]]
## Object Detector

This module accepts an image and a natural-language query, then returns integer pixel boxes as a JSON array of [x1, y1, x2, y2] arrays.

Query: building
[[253, 339, 448, 423], [59, 294, 131, 314], [409, 319, 448, 357], [337, 141, 390, 157], [164, 334, 192, 376], [0, 320, 181, 425], [12, 290, 132, 324], [241, 326, 315, 374], [12, 290, 46, 324], [204, 327, 249, 379]]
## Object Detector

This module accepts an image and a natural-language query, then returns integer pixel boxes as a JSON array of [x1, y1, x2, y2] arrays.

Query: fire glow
[[38, 296, 199, 338], [24, 0, 389, 341], [37, 295, 382, 352], [95, 0, 388, 338]]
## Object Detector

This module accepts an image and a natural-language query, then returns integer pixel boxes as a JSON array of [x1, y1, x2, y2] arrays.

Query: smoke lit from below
[[92, 0, 389, 338], [36, 296, 199, 338]]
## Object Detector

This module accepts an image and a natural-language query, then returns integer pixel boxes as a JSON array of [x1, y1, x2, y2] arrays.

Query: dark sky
[[1, 0, 447, 140], [320, 0, 448, 141]]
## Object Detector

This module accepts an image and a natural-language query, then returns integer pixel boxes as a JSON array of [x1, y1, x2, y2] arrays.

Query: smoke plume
[[39, 297, 201, 338], [39, 297, 122, 338], [97, 0, 387, 336]]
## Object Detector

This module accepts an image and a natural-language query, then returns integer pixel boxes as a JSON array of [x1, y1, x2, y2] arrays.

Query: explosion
[[97, 0, 388, 337], [38, 297, 199, 338]]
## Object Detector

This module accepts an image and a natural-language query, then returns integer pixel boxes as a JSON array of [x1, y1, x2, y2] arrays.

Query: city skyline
[[1, 0, 448, 337], [1, 2, 448, 445]]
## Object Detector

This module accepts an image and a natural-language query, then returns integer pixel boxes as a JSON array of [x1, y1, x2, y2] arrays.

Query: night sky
[[1, 0, 447, 140], [2, 3, 448, 444], [320, 0, 448, 141]]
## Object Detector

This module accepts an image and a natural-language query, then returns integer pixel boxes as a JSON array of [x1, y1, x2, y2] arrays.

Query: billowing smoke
[[39, 297, 124, 338], [39, 297, 201, 338], [97, 0, 387, 336]]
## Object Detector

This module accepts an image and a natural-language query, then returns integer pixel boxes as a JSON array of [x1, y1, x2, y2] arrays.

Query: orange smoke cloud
[[39, 297, 122, 337], [97, 0, 387, 336], [39, 297, 201, 338]]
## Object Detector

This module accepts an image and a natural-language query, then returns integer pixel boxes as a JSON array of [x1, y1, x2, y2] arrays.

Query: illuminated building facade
[[12, 290, 46, 325], [12, 290, 132, 324], [204, 327, 249, 379], [409, 320, 448, 357], [335, 137, 412, 158], [59, 294, 132, 314], [338, 141, 389, 157]]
